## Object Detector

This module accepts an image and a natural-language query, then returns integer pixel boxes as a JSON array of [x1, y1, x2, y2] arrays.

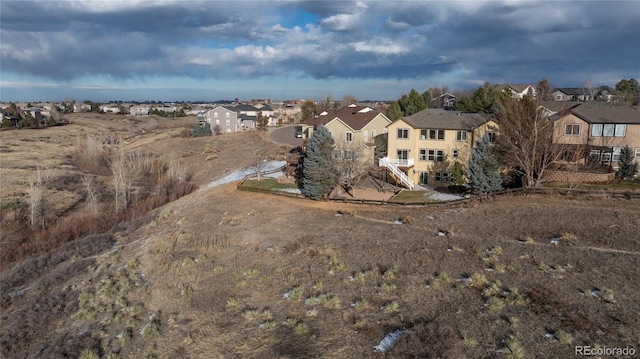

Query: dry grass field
[[1, 114, 639, 358]]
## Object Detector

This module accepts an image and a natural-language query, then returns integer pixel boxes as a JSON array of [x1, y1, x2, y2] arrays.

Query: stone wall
[[543, 170, 615, 184]]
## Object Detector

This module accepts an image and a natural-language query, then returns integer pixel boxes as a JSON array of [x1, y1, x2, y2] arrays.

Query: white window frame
[[486, 132, 497, 143], [214, 112, 218, 118], [371, 129, 376, 138], [435, 171, 451, 182], [419, 149, 427, 161], [614, 124, 626, 137], [363, 130, 368, 142], [592, 124, 603, 137], [612, 147, 622, 162], [397, 149, 409, 161], [456, 130, 468, 142], [564, 124, 581, 136], [346, 132, 353, 142], [397, 128, 409, 139], [427, 149, 444, 162], [603, 124, 615, 137], [635, 147, 640, 158]]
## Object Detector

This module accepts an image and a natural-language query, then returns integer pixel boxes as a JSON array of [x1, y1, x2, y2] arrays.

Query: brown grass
[[2, 114, 639, 358]]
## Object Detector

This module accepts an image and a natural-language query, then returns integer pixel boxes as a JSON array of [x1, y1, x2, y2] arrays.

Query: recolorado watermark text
[[575, 345, 636, 357]]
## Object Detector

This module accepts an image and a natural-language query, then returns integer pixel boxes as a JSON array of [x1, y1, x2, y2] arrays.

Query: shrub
[[391, 322, 463, 358], [192, 122, 212, 137]]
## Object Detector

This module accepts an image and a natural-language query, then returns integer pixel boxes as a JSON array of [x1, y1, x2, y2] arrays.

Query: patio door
[[418, 172, 429, 185]]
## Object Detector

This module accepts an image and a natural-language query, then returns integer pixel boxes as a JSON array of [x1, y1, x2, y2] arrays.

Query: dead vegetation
[[1, 113, 638, 358]]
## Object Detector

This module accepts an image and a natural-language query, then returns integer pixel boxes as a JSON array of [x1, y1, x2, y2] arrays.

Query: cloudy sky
[[1, 0, 638, 102]]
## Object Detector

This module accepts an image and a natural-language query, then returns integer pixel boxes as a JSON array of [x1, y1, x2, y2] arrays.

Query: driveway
[[269, 125, 303, 147]]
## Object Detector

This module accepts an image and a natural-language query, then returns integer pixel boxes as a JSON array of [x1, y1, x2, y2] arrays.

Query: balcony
[[379, 157, 414, 168]]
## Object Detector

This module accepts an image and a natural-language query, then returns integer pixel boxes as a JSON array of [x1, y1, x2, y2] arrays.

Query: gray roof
[[401, 109, 491, 130], [568, 103, 640, 124]]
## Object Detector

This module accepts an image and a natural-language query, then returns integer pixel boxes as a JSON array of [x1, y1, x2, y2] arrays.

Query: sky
[[1, 0, 639, 103]]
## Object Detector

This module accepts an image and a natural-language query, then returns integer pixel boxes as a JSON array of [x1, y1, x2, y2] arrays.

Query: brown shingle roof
[[401, 109, 492, 130], [307, 106, 389, 130], [569, 103, 640, 124]]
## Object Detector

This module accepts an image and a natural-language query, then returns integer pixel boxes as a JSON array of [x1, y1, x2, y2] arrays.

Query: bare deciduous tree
[[332, 138, 373, 197], [494, 98, 567, 187], [248, 130, 272, 181], [111, 146, 138, 214], [81, 175, 99, 216], [27, 167, 50, 230]]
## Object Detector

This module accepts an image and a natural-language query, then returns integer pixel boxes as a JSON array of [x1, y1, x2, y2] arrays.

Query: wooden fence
[[236, 169, 640, 206]]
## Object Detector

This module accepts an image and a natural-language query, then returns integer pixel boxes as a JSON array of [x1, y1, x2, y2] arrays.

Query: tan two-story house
[[551, 103, 640, 167], [384, 109, 497, 188], [302, 105, 392, 145]]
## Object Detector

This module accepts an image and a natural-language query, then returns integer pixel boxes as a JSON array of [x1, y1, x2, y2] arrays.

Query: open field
[[1, 115, 639, 358]]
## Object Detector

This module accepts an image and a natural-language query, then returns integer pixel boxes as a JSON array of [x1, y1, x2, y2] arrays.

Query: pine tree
[[303, 125, 338, 198], [468, 135, 503, 194], [617, 146, 638, 180]]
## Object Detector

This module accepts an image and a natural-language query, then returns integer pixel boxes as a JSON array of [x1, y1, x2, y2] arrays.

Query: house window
[[344, 150, 352, 160], [427, 149, 444, 162], [603, 124, 615, 137], [215, 119, 220, 125], [452, 149, 459, 159], [214, 112, 218, 118], [635, 148, 640, 158], [383, 128, 387, 134], [589, 150, 601, 161], [593, 123, 626, 137], [435, 172, 451, 182], [397, 128, 409, 139], [486, 132, 497, 143], [612, 147, 622, 162], [346, 132, 353, 142], [397, 149, 408, 162], [421, 129, 445, 140], [419, 149, 427, 161], [592, 124, 603, 137], [564, 124, 581, 136], [334, 149, 340, 159], [456, 131, 467, 142], [226, 119, 230, 126], [226, 112, 230, 119], [418, 172, 429, 185], [371, 130, 376, 138], [601, 152, 612, 162], [556, 95, 562, 101]]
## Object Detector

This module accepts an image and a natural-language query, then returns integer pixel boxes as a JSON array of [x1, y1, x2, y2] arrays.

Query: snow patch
[[374, 329, 407, 352], [207, 161, 286, 188]]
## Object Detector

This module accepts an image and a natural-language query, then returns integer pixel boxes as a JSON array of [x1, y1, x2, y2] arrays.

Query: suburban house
[[199, 106, 239, 133], [129, 105, 150, 116], [551, 86, 614, 102], [550, 103, 640, 169], [430, 92, 458, 110], [302, 104, 392, 146], [383, 109, 497, 189], [496, 84, 537, 99]]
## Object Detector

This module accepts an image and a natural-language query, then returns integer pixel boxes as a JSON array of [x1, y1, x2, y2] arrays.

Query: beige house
[[384, 109, 496, 188], [302, 105, 391, 146], [551, 103, 640, 167]]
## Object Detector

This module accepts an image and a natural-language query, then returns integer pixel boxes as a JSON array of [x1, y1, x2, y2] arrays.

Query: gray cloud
[[1, 0, 638, 98]]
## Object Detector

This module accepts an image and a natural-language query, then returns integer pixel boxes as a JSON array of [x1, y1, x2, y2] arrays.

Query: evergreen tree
[[385, 102, 403, 121], [617, 146, 638, 180], [467, 135, 503, 194], [192, 122, 212, 137], [303, 125, 338, 198]]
